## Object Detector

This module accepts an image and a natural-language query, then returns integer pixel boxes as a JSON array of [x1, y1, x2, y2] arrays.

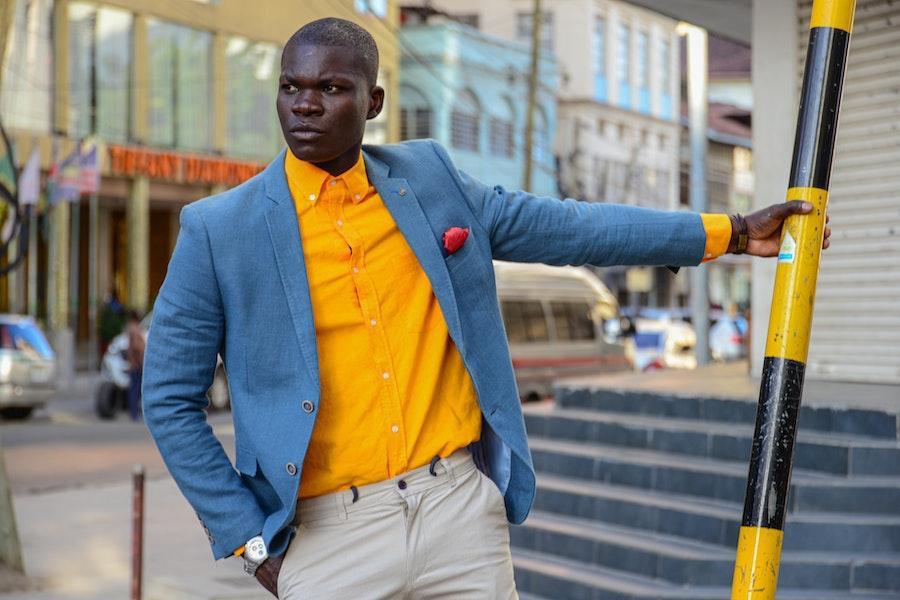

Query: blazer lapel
[[363, 150, 464, 347], [262, 151, 320, 387]]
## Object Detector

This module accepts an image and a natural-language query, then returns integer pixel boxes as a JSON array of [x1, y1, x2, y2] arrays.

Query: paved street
[[0, 375, 253, 600]]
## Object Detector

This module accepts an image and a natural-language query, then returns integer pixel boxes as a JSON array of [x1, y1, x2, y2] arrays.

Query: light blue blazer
[[143, 140, 707, 560]]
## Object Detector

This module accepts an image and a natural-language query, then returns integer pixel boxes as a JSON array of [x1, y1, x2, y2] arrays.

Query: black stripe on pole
[[788, 27, 851, 191], [741, 357, 806, 530]]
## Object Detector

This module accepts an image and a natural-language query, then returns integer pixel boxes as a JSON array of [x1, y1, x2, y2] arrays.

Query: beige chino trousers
[[276, 449, 518, 599]]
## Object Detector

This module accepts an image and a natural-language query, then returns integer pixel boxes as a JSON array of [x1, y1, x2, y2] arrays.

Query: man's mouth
[[291, 129, 325, 141], [290, 125, 325, 140]]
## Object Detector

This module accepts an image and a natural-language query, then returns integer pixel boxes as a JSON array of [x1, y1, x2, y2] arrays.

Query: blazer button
[[301, 400, 314, 413], [398, 188, 407, 196], [285, 463, 297, 476]]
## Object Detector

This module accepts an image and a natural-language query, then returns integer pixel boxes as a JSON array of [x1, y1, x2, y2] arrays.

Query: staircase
[[512, 387, 900, 599]]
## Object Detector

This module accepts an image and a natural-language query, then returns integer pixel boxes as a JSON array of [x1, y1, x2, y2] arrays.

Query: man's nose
[[292, 91, 323, 115]]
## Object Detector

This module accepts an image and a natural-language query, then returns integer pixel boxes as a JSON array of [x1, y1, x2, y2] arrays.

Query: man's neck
[[310, 143, 363, 177]]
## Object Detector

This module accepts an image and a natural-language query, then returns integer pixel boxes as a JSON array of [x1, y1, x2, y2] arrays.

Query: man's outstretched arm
[[143, 205, 266, 560], [430, 141, 829, 266]]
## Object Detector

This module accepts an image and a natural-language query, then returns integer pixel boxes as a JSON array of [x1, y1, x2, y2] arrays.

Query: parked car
[[494, 261, 631, 401], [629, 312, 697, 371], [709, 315, 748, 361], [94, 312, 230, 419], [0, 315, 56, 420]]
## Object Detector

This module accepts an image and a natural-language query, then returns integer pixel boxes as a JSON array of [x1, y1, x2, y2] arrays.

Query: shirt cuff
[[700, 213, 732, 263]]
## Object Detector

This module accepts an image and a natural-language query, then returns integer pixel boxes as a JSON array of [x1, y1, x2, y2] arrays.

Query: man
[[143, 17, 830, 599], [125, 310, 145, 421]]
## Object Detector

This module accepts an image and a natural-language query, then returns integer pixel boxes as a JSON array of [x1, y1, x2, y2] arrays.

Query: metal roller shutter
[[798, 0, 900, 383]]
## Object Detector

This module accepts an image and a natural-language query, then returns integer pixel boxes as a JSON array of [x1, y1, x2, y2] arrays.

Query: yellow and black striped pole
[[731, 1, 855, 598]]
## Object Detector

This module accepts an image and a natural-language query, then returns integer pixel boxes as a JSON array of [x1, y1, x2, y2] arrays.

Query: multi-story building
[[0, 0, 400, 369], [398, 7, 558, 197], [407, 0, 681, 306], [631, 0, 900, 384], [677, 103, 753, 310]]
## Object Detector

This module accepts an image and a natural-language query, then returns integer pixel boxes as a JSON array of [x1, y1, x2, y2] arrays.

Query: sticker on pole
[[778, 231, 796, 263]]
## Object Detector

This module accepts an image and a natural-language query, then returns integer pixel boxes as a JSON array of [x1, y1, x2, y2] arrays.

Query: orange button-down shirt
[[286, 152, 482, 499]]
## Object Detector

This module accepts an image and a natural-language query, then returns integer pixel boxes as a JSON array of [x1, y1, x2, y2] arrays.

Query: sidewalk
[[1, 476, 269, 600], [557, 360, 900, 414]]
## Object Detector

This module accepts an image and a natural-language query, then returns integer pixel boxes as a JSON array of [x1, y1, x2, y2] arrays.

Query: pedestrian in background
[[125, 310, 145, 421]]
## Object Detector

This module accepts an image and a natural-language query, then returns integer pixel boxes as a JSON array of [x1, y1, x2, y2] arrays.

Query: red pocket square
[[443, 226, 470, 254]]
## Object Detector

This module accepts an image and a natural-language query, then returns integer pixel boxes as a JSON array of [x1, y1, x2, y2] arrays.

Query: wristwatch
[[242, 535, 268, 576]]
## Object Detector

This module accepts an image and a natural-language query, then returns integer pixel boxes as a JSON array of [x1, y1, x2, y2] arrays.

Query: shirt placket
[[325, 178, 409, 477]]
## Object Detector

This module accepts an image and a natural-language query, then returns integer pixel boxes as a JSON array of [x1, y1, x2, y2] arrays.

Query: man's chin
[[287, 143, 333, 163]]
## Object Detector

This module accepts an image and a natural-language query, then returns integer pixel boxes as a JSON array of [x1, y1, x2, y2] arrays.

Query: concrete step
[[529, 436, 900, 515], [512, 510, 900, 592], [512, 548, 900, 600], [524, 404, 900, 476], [533, 473, 900, 552], [556, 388, 900, 440]]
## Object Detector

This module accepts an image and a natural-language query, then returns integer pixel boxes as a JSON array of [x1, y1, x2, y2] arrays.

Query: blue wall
[[399, 23, 559, 198]]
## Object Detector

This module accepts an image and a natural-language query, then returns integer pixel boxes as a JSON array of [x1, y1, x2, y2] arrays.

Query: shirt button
[[382, 372, 390, 380], [391, 424, 399, 433], [285, 463, 297, 476], [352, 267, 359, 273], [354, 194, 361, 201], [336, 220, 343, 227], [329, 179, 337, 186], [308, 194, 315, 202], [301, 400, 314, 413], [398, 480, 407, 490], [370, 319, 377, 326]]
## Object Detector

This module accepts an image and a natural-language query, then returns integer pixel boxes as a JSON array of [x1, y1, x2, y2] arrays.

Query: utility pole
[[731, 1, 855, 598], [521, 0, 542, 191], [682, 23, 710, 365]]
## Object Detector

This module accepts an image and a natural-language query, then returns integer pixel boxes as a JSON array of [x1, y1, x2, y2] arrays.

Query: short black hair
[[285, 18, 379, 86]]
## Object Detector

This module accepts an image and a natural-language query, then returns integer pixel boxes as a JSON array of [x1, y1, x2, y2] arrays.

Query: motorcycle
[[95, 328, 230, 419]]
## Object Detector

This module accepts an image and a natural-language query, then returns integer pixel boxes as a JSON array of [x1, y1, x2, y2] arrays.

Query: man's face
[[276, 43, 383, 169]]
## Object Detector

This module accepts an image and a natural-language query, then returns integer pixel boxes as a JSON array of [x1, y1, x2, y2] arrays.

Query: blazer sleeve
[[429, 141, 708, 267], [143, 204, 266, 560]]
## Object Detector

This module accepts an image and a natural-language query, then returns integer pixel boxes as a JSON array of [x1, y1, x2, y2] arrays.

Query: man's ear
[[367, 86, 385, 120]]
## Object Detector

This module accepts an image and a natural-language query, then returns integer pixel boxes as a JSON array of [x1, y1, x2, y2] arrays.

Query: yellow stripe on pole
[[810, 0, 855, 32], [763, 188, 829, 364], [732, 526, 784, 599]]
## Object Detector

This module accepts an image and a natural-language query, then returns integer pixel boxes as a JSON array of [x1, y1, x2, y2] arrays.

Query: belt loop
[[443, 456, 457, 488], [338, 489, 350, 521]]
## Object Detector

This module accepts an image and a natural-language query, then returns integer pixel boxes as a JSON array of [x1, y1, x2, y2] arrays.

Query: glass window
[[616, 22, 631, 108], [636, 30, 649, 113], [551, 302, 596, 341], [147, 19, 212, 151], [225, 37, 282, 159], [355, 0, 387, 17], [0, 321, 53, 359], [660, 38, 672, 118], [68, 3, 133, 141], [489, 118, 514, 158], [399, 85, 432, 140], [532, 107, 549, 165], [450, 90, 480, 152], [0, 0, 54, 132], [593, 16, 607, 102], [502, 300, 550, 343], [400, 108, 432, 140], [515, 11, 553, 52]]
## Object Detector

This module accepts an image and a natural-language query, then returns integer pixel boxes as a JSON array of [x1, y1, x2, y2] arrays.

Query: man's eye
[[323, 84, 339, 93], [282, 84, 298, 93]]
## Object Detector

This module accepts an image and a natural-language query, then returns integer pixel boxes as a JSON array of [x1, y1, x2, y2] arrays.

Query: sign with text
[[108, 145, 266, 187]]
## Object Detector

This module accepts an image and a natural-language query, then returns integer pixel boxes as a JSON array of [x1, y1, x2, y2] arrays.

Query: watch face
[[246, 538, 267, 563]]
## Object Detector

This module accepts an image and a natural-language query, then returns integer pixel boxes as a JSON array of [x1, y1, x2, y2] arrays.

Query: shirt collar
[[284, 150, 370, 205]]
